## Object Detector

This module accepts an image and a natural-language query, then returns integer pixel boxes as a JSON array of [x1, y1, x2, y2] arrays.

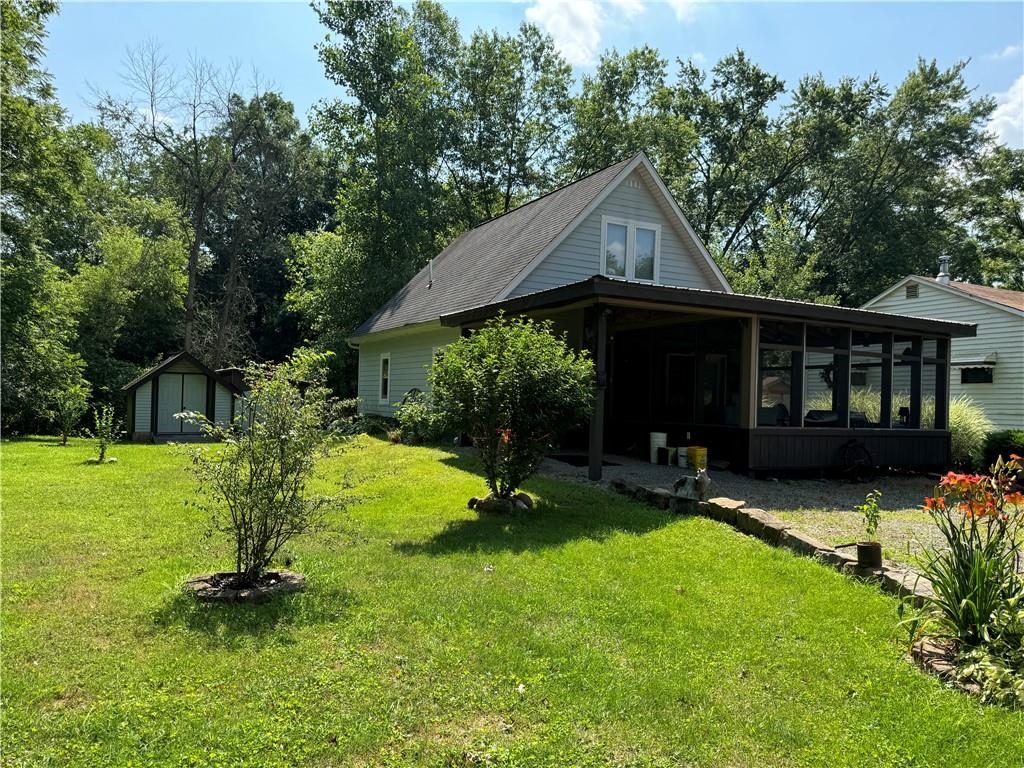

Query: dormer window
[[601, 216, 660, 283]]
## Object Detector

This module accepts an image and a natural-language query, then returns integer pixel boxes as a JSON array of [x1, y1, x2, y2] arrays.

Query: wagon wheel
[[840, 439, 874, 482]]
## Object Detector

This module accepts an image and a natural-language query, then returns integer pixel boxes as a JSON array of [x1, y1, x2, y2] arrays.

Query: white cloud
[[988, 74, 1024, 148], [609, 0, 646, 19], [689, 51, 706, 66], [988, 44, 1022, 61], [666, 0, 698, 23], [525, 0, 604, 66]]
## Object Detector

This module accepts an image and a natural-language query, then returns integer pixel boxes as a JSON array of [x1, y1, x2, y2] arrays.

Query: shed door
[[157, 373, 208, 433], [181, 374, 206, 433], [157, 374, 183, 433]]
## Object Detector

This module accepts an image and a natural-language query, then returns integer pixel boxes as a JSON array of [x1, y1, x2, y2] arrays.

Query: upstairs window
[[961, 367, 993, 384], [601, 216, 660, 283]]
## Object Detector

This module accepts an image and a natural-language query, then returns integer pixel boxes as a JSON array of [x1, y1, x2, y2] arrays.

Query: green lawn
[[3, 436, 1021, 767]]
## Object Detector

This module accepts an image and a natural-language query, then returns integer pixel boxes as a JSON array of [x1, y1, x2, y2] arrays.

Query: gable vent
[[625, 177, 641, 188], [905, 284, 919, 299]]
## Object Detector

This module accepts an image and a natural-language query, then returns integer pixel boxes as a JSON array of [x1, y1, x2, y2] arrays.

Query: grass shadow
[[393, 451, 676, 556], [148, 582, 357, 648]]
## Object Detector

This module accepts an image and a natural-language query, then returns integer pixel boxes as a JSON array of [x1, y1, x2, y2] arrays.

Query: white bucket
[[677, 446, 689, 468], [649, 432, 667, 464]]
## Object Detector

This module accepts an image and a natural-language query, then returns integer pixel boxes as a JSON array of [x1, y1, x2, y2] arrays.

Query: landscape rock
[[185, 570, 305, 604], [650, 488, 673, 510], [735, 508, 790, 544], [514, 492, 535, 510], [705, 497, 745, 526], [814, 549, 857, 571], [474, 495, 516, 514], [669, 496, 699, 515], [779, 528, 832, 557]]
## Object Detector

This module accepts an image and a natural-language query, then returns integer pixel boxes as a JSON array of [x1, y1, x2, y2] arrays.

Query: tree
[[0, 0, 94, 432], [961, 146, 1024, 291], [96, 43, 262, 351], [71, 198, 189, 397], [50, 376, 90, 446], [448, 23, 572, 224], [724, 206, 837, 304], [185, 352, 342, 586], [429, 315, 594, 501]]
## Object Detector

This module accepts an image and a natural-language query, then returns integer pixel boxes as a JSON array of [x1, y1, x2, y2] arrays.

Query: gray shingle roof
[[350, 154, 638, 338]]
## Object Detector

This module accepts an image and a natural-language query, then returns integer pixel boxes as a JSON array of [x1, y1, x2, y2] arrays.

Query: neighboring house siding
[[865, 280, 1024, 430], [357, 327, 461, 416], [214, 383, 233, 424], [511, 170, 718, 297], [134, 380, 152, 432]]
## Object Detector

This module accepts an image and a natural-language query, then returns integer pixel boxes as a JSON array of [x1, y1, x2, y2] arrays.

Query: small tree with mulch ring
[[185, 351, 344, 590]]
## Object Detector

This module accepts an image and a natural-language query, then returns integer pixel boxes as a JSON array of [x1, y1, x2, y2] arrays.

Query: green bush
[[957, 601, 1024, 709], [430, 314, 594, 500], [809, 390, 992, 467], [984, 430, 1024, 471], [394, 391, 447, 444]]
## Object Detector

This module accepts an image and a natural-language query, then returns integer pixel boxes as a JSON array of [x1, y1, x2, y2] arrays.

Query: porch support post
[[880, 333, 893, 429], [587, 305, 609, 481], [740, 315, 759, 429], [909, 337, 923, 429], [836, 328, 851, 428], [934, 338, 950, 431]]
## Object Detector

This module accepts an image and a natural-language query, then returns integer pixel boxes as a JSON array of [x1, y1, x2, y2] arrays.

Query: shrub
[[185, 351, 344, 586], [914, 458, 1024, 646], [809, 390, 992, 467], [984, 431, 1024, 472], [957, 600, 1024, 709], [949, 396, 994, 469], [88, 404, 121, 462], [50, 380, 90, 446], [394, 391, 447, 445], [430, 314, 594, 499]]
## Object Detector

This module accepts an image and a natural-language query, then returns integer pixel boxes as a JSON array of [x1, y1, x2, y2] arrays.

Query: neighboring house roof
[[441, 275, 977, 338], [945, 281, 1024, 312], [120, 351, 246, 395], [349, 152, 730, 339], [863, 275, 1024, 317]]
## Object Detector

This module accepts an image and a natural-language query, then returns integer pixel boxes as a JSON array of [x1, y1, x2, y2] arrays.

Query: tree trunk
[[183, 201, 207, 353]]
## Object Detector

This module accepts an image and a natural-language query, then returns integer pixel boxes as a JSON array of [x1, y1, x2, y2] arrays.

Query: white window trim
[[378, 353, 391, 404], [600, 215, 661, 283]]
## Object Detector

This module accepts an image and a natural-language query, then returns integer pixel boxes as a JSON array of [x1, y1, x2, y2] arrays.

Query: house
[[121, 351, 247, 442], [347, 152, 976, 478], [862, 266, 1024, 431]]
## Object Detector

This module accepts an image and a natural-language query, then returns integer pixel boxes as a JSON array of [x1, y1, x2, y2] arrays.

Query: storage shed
[[121, 351, 247, 442]]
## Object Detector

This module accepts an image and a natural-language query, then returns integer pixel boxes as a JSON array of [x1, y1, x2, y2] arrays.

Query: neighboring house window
[[961, 367, 993, 384], [379, 353, 391, 403], [850, 370, 868, 387], [905, 284, 919, 299], [601, 216, 660, 282]]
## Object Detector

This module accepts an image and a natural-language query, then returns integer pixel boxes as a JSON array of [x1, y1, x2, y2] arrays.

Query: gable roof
[[120, 351, 246, 394], [863, 275, 1024, 317], [350, 153, 730, 338]]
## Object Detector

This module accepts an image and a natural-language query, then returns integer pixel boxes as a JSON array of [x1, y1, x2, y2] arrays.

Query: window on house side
[[601, 217, 660, 282], [379, 354, 390, 403], [961, 367, 993, 384]]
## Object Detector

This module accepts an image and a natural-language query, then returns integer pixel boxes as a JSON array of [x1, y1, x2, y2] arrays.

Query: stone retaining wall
[[609, 479, 935, 606]]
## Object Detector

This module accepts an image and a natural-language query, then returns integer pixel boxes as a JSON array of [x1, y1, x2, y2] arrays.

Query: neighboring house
[[348, 152, 975, 477], [863, 269, 1024, 431], [122, 351, 247, 442]]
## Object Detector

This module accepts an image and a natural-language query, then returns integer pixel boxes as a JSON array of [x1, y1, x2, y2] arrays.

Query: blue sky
[[47, 1, 1024, 146]]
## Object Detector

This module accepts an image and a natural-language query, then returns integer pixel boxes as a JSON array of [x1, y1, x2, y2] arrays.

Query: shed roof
[[120, 351, 246, 395]]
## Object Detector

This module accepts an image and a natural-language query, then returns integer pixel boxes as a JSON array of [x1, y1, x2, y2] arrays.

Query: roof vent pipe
[[936, 255, 951, 285]]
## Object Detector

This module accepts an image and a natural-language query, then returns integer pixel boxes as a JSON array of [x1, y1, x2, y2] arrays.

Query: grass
[[2, 436, 1022, 767]]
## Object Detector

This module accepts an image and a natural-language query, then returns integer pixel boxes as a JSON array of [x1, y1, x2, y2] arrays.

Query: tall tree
[[96, 44, 261, 352], [0, 0, 92, 431], [448, 23, 572, 224]]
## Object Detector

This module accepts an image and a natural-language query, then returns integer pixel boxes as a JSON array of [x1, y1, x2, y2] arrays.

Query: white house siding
[[133, 380, 152, 433], [864, 280, 1024, 430], [356, 326, 461, 416], [214, 383, 233, 425], [510, 170, 719, 297]]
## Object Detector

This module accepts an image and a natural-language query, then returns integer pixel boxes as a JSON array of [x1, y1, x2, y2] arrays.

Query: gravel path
[[539, 452, 943, 564]]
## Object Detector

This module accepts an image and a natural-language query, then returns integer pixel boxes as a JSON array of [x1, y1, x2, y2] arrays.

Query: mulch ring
[[185, 570, 306, 604], [910, 637, 982, 697]]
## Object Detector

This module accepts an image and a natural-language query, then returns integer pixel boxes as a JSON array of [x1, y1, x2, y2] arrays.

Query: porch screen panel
[[803, 326, 850, 428], [893, 335, 922, 428], [850, 331, 890, 428], [757, 321, 803, 427]]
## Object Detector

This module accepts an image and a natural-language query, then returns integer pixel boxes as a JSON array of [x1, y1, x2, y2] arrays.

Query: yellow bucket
[[687, 446, 708, 470]]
